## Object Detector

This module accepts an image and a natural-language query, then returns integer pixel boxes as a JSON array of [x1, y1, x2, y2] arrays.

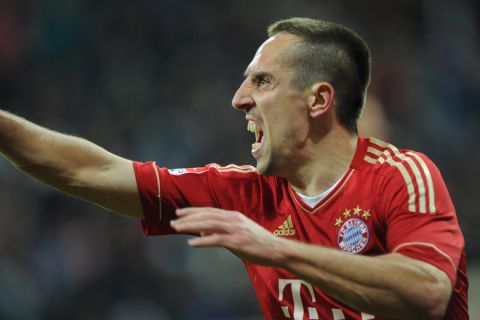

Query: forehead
[[245, 32, 302, 75]]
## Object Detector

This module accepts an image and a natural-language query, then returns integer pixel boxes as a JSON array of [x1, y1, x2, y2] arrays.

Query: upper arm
[[134, 163, 261, 236], [0, 111, 144, 218], [377, 152, 464, 285], [72, 155, 143, 218]]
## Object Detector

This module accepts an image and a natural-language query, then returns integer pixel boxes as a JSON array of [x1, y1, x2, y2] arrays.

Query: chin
[[258, 150, 294, 178], [255, 156, 278, 177], [255, 163, 268, 176]]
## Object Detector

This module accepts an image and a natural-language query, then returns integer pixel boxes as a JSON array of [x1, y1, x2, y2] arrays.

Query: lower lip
[[252, 137, 264, 159]]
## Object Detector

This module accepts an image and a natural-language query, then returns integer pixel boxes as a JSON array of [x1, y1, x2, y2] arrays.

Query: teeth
[[247, 121, 256, 133], [248, 121, 262, 153], [247, 121, 260, 133]]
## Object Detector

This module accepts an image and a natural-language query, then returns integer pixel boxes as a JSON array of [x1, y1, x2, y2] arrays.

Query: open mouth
[[248, 121, 264, 155]]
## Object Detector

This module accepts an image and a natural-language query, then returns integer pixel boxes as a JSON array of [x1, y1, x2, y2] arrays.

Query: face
[[232, 33, 312, 177]]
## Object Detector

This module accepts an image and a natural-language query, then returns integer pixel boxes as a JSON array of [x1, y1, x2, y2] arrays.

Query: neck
[[288, 128, 358, 196]]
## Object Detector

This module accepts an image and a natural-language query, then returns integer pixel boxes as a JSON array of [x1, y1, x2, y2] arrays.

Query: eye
[[255, 76, 270, 87], [258, 78, 269, 86]]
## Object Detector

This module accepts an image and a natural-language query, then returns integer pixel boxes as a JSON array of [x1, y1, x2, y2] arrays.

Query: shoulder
[[160, 163, 284, 189], [164, 163, 257, 177], [362, 137, 443, 214], [207, 163, 258, 175], [363, 137, 439, 179], [201, 163, 261, 182], [203, 163, 283, 185]]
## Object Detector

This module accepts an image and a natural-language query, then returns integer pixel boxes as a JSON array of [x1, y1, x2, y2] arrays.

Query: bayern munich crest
[[337, 218, 369, 254]]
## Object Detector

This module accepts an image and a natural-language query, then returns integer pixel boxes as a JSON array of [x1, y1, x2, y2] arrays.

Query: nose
[[232, 79, 255, 112]]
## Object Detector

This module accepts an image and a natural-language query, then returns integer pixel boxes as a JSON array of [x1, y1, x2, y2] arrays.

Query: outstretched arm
[[171, 207, 452, 320], [0, 109, 143, 217]]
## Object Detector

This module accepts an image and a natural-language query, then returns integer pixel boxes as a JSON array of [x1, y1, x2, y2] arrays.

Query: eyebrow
[[243, 70, 273, 79]]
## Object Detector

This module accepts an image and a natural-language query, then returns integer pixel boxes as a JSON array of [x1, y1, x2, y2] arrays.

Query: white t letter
[[278, 279, 318, 320]]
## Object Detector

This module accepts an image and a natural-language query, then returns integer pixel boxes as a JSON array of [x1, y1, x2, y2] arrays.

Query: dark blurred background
[[0, 0, 479, 319]]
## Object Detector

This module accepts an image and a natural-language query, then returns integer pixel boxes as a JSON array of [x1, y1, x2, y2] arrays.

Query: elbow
[[421, 297, 449, 320], [424, 289, 451, 320], [409, 278, 452, 320]]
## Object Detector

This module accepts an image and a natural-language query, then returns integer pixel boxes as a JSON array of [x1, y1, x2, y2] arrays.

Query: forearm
[[171, 208, 456, 318], [1, 110, 109, 184], [0, 110, 141, 216], [276, 239, 451, 319]]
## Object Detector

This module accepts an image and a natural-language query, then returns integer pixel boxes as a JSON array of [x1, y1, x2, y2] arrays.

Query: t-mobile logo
[[278, 279, 375, 320], [278, 279, 319, 319]]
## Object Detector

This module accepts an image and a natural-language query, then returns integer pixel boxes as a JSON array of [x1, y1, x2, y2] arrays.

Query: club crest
[[337, 218, 369, 254]]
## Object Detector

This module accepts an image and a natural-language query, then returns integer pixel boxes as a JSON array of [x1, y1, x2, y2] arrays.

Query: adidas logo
[[273, 215, 296, 237]]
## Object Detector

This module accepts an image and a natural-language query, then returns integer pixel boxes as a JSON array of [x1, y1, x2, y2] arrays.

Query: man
[[0, 18, 468, 319]]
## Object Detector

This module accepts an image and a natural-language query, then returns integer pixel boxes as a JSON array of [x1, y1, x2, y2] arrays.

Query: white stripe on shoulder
[[369, 137, 389, 148], [363, 138, 388, 163], [406, 152, 436, 214], [367, 146, 383, 156], [377, 148, 417, 212], [387, 145, 428, 213], [370, 138, 429, 213], [364, 155, 377, 164]]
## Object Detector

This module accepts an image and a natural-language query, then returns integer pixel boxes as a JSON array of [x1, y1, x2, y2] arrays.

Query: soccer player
[[0, 18, 468, 319]]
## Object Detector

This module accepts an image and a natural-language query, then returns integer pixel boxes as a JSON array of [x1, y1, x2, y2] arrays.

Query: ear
[[307, 82, 335, 118]]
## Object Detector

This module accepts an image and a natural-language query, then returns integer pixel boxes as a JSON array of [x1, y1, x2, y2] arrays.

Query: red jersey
[[133, 137, 468, 320]]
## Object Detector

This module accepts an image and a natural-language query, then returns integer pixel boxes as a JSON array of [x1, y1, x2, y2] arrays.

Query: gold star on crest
[[362, 209, 371, 220], [353, 205, 362, 216], [343, 209, 351, 218], [335, 217, 343, 227]]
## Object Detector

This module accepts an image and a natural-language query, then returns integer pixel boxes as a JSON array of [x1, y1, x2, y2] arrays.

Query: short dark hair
[[268, 18, 372, 133]]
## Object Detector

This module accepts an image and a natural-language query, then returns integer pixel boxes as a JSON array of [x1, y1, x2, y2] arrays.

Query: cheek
[[283, 113, 310, 148], [270, 115, 306, 148], [260, 91, 308, 136]]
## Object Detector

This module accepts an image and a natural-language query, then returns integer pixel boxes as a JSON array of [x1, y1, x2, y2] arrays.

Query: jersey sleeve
[[376, 152, 464, 285], [133, 161, 262, 236]]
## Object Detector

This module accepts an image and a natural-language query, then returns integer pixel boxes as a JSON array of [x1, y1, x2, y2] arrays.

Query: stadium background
[[0, 0, 479, 319]]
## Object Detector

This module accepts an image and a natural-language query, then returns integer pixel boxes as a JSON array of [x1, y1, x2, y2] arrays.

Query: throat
[[289, 134, 358, 195], [296, 192, 328, 208], [294, 171, 345, 207]]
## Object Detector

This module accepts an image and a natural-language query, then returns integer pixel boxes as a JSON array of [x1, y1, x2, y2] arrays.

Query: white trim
[[393, 241, 456, 274], [295, 171, 346, 208], [210, 163, 257, 173], [291, 170, 355, 214], [152, 162, 162, 221]]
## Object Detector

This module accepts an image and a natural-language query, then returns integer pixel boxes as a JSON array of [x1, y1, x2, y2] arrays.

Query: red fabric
[[133, 137, 468, 319], [372, 150, 463, 285]]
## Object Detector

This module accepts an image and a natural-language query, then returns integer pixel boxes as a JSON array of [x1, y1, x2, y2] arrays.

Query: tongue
[[256, 131, 264, 143]]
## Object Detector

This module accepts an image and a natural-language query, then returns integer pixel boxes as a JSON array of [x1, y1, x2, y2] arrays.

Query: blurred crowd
[[0, 0, 479, 319]]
